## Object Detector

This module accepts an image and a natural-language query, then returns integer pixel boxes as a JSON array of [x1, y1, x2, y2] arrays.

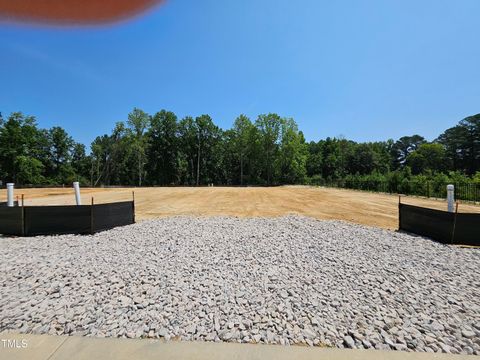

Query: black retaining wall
[[399, 203, 480, 246], [0, 201, 134, 236]]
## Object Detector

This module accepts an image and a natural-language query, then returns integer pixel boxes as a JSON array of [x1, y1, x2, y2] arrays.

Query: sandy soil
[[3, 186, 479, 230]]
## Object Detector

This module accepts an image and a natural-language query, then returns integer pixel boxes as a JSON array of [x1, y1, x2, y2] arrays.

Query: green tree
[[194, 115, 221, 185], [46, 126, 75, 183], [306, 141, 323, 178], [277, 119, 308, 183], [90, 134, 113, 186], [1, 110, 479, 189], [178, 116, 197, 184], [406, 143, 447, 174], [317, 138, 354, 180], [437, 125, 469, 172], [347, 143, 382, 175], [127, 108, 149, 186], [437, 114, 479, 175], [15, 156, 45, 185], [71, 143, 91, 184], [231, 115, 254, 185], [146, 110, 179, 185], [473, 172, 480, 184], [255, 113, 282, 184], [0, 112, 45, 184], [390, 135, 426, 169]]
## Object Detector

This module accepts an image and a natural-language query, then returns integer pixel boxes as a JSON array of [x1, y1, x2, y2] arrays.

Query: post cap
[[447, 184, 454, 190]]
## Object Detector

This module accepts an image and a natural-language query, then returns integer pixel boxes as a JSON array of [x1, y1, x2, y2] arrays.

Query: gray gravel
[[1, 216, 479, 354]]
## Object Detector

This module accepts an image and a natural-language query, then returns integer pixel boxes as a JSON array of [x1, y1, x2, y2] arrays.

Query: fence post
[[90, 197, 94, 235], [451, 201, 459, 244], [132, 191, 136, 224], [398, 195, 402, 230], [21, 205, 25, 236]]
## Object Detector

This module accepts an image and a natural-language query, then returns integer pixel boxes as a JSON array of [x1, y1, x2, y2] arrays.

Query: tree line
[[0, 110, 479, 187]]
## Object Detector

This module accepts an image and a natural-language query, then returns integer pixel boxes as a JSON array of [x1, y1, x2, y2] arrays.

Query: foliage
[[127, 108, 149, 186], [437, 114, 480, 175], [0, 110, 479, 193], [390, 135, 426, 169], [0, 112, 86, 185], [14, 156, 45, 185], [146, 110, 179, 185], [406, 143, 447, 174]]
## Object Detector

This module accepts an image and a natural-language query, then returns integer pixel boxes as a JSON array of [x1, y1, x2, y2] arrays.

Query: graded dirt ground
[[2, 186, 479, 230]]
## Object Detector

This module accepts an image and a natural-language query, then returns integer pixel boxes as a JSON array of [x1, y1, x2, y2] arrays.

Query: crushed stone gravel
[[1, 216, 479, 354]]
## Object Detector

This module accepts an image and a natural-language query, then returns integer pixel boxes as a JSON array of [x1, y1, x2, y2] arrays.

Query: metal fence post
[[90, 197, 94, 234], [398, 195, 402, 230], [21, 205, 25, 236], [132, 191, 136, 224], [451, 201, 459, 244]]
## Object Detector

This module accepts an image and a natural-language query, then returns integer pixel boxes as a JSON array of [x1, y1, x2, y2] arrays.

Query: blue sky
[[1, 0, 479, 147]]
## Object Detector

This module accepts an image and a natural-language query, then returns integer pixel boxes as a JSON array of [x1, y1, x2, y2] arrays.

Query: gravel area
[[1, 216, 479, 354]]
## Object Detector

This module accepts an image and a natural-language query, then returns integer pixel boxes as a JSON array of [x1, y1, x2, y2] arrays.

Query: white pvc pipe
[[7, 183, 14, 207], [447, 184, 454, 213], [73, 182, 82, 205]]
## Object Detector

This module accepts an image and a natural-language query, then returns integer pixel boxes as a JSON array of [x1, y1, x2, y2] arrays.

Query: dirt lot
[[3, 186, 479, 230]]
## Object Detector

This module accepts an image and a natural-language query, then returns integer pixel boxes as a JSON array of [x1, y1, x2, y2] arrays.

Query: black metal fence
[[0, 201, 135, 236], [399, 203, 480, 246], [311, 179, 480, 202]]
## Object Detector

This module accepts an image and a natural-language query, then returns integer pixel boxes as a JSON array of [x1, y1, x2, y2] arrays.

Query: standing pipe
[[447, 184, 454, 213], [7, 183, 14, 207], [73, 181, 82, 205]]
